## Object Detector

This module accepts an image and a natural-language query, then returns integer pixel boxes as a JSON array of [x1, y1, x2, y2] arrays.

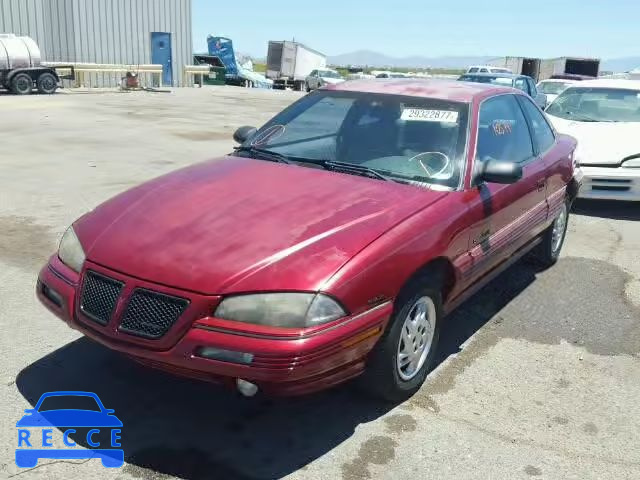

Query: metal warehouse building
[[0, 0, 192, 86]]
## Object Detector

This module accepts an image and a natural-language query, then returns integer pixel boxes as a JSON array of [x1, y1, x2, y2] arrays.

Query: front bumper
[[578, 166, 640, 201], [36, 256, 391, 396]]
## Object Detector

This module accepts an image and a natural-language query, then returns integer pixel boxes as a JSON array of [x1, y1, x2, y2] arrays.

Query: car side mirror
[[480, 159, 523, 184], [233, 126, 257, 144]]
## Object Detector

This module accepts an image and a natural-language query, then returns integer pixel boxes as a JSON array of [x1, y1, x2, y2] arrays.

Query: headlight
[[58, 226, 86, 272], [622, 156, 640, 168], [214, 293, 346, 328]]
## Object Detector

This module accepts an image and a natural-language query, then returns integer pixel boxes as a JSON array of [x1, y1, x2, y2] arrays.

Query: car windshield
[[460, 75, 514, 87], [240, 91, 469, 189], [38, 395, 102, 412], [546, 87, 640, 122], [319, 70, 340, 78], [538, 81, 572, 95]]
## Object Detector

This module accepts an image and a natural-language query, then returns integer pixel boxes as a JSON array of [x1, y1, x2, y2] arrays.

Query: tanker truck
[[0, 34, 72, 95]]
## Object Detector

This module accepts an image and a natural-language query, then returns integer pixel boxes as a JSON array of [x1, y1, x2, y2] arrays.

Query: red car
[[37, 80, 579, 401]]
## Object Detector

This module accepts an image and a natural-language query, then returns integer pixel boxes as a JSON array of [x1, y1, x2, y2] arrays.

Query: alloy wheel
[[396, 296, 436, 381]]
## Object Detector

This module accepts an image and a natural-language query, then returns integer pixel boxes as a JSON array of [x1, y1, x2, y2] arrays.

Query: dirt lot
[[0, 87, 639, 480]]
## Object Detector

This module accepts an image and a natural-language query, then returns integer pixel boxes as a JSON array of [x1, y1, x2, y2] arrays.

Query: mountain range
[[327, 50, 640, 72]]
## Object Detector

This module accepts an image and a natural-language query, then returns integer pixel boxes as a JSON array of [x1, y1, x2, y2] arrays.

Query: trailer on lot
[[488, 57, 542, 81], [0, 34, 73, 95], [266, 41, 326, 91], [538, 57, 600, 81]]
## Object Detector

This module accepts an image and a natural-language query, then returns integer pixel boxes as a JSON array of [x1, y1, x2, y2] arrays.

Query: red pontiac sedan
[[37, 80, 579, 401]]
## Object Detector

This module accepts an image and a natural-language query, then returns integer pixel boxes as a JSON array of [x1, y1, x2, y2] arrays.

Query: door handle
[[537, 180, 546, 191]]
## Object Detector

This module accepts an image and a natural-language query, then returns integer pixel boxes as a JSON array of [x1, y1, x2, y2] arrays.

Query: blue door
[[151, 32, 172, 86]]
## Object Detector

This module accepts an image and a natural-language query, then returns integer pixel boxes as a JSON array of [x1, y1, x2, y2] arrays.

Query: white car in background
[[537, 79, 578, 104], [545, 79, 640, 201], [305, 69, 344, 91], [372, 70, 408, 78], [466, 65, 512, 74]]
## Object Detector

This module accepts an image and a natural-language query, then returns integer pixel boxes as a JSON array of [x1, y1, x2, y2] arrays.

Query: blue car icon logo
[[16, 391, 123, 468]]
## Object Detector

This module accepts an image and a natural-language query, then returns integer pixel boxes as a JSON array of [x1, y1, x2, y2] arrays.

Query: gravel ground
[[0, 87, 638, 480]]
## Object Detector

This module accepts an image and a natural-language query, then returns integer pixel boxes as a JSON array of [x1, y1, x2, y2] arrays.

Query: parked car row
[[37, 78, 583, 402], [458, 72, 548, 109], [545, 79, 640, 201], [458, 71, 640, 201]]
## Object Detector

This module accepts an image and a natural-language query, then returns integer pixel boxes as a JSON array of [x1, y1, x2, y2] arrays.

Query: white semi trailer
[[266, 41, 326, 91], [0, 34, 73, 95]]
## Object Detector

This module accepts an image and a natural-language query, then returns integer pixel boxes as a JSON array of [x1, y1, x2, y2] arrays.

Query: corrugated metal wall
[[0, 0, 192, 86]]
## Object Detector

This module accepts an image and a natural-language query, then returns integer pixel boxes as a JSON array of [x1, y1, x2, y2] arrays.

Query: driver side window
[[476, 95, 534, 165]]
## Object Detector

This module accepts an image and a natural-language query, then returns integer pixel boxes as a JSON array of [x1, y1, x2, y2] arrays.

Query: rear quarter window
[[518, 96, 555, 153]]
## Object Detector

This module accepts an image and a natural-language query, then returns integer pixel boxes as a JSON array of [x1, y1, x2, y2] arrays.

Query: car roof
[[328, 78, 515, 103], [566, 79, 640, 90], [550, 74, 593, 80], [539, 78, 578, 83], [468, 65, 505, 69]]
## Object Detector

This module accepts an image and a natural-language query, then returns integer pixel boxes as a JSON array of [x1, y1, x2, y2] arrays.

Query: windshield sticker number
[[401, 109, 459, 123]]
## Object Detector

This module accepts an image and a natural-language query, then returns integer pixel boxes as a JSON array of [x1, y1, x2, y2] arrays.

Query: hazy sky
[[192, 0, 638, 59]]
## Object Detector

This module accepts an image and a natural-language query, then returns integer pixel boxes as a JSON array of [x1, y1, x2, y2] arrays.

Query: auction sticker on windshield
[[400, 109, 459, 123]]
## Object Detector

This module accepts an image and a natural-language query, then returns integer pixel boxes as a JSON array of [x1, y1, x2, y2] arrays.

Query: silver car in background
[[305, 69, 344, 91]]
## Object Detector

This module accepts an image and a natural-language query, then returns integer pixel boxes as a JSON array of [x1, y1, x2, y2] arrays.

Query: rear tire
[[10, 73, 33, 95], [360, 278, 442, 402], [533, 199, 569, 268], [37, 72, 58, 94]]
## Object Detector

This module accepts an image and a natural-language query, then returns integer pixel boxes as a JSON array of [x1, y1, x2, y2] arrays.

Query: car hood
[[76, 156, 446, 294], [547, 115, 640, 165]]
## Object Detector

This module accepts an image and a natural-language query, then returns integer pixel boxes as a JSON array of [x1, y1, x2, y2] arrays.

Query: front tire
[[360, 279, 442, 402], [10, 73, 33, 95], [534, 199, 569, 268]]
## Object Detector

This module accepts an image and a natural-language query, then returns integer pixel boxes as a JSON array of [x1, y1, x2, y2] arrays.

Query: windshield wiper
[[563, 112, 599, 122], [234, 146, 292, 164], [320, 160, 394, 182]]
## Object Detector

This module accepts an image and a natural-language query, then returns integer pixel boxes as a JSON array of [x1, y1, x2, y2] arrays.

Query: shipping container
[[538, 57, 600, 81], [488, 57, 542, 80]]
